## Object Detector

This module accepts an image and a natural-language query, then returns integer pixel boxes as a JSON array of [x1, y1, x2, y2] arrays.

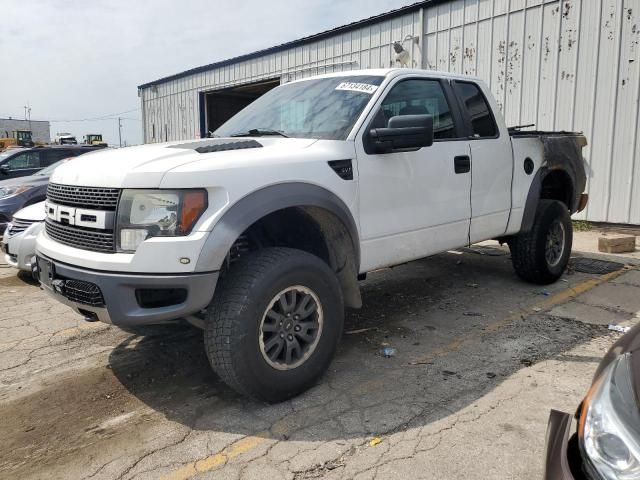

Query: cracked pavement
[[1, 245, 639, 479]]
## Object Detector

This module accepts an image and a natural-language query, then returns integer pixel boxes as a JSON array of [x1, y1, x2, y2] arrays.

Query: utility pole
[[118, 117, 123, 147]]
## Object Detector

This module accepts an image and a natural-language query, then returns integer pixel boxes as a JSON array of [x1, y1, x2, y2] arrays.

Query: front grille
[[7, 218, 37, 236], [45, 219, 115, 253], [62, 279, 105, 307], [47, 183, 120, 210]]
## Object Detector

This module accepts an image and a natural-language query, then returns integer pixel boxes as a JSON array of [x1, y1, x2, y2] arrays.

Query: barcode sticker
[[335, 82, 378, 94]]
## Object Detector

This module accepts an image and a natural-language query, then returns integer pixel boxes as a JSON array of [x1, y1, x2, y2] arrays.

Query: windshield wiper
[[230, 128, 289, 138]]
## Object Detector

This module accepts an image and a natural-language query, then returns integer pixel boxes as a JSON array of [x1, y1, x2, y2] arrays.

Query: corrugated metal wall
[[140, 9, 422, 145], [140, 0, 640, 224], [423, 0, 640, 224]]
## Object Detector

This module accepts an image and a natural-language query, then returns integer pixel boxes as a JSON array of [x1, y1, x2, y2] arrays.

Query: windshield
[[16, 131, 32, 140], [214, 75, 384, 140], [34, 159, 68, 176]]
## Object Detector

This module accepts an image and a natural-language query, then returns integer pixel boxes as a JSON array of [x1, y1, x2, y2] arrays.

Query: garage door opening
[[201, 78, 280, 137]]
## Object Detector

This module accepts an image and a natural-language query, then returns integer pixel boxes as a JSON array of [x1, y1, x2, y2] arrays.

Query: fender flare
[[195, 182, 360, 273], [520, 166, 576, 233], [520, 169, 543, 234]]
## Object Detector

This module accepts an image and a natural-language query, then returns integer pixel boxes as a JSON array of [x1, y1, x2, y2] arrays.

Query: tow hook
[[51, 279, 65, 294]]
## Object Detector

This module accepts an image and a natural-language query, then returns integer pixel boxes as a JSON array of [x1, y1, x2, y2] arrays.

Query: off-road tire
[[509, 199, 572, 285], [205, 247, 344, 402]]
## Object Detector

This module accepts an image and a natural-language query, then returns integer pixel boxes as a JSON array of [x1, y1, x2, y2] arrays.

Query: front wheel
[[205, 247, 344, 402], [509, 199, 573, 285]]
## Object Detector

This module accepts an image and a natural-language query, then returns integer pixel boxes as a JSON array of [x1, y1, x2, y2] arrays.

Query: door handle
[[454, 155, 471, 174]]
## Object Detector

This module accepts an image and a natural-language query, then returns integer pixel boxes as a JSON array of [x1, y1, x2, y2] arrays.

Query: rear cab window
[[44, 149, 76, 166], [453, 81, 498, 138]]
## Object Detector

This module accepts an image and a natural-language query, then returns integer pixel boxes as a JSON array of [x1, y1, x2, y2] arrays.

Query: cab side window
[[6, 151, 41, 169], [375, 79, 457, 140], [453, 81, 498, 138]]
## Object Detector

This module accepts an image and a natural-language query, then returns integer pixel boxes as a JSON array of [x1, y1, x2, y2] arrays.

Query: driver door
[[356, 77, 472, 272]]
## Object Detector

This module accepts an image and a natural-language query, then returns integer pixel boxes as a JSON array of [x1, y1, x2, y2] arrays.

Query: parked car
[[2, 201, 45, 271], [35, 69, 588, 402], [0, 145, 101, 180], [544, 323, 640, 479], [0, 146, 102, 233]]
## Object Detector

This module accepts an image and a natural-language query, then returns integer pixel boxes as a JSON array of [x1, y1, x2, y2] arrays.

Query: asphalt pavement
[[1, 236, 639, 480]]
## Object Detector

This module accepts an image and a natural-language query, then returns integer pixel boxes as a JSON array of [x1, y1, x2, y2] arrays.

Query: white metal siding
[[141, 0, 640, 224], [423, 0, 640, 224], [140, 10, 422, 146]]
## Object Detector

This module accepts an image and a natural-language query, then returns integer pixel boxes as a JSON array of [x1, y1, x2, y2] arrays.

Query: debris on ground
[[608, 324, 631, 333], [345, 327, 377, 335], [369, 437, 382, 447], [598, 234, 636, 254], [463, 311, 484, 317], [408, 360, 433, 366], [538, 290, 550, 296], [532, 307, 542, 312], [381, 347, 396, 358], [486, 372, 497, 378], [466, 283, 479, 288]]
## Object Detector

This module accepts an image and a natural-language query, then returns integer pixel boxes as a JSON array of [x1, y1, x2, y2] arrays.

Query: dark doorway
[[202, 78, 280, 137]]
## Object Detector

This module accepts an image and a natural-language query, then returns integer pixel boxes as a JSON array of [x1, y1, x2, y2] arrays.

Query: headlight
[[0, 185, 32, 199], [116, 189, 207, 252], [579, 353, 640, 479]]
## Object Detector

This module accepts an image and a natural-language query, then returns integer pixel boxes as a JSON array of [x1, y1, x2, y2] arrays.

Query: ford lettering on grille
[[45, 184, 120, 253]]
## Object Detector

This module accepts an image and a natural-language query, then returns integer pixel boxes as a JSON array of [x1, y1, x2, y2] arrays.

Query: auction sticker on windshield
[[335, 82, 378, 94]]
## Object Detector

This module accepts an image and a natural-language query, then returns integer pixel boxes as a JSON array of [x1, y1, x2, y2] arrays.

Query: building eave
[[138, 0, 446, 90]]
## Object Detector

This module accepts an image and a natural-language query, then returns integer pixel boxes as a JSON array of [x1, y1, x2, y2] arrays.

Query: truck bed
[[509, 129, 588, 215]]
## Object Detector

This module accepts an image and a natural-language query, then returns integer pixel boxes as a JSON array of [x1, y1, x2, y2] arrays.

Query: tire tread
[[204, 247, 342, 400], [510, 199, 572, 285]]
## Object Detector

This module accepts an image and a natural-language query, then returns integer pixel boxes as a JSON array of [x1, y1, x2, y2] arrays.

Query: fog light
[[120, 228, 148, 251]]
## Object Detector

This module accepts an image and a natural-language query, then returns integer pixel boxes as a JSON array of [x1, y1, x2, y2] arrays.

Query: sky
[[1, 0, 414, 146]]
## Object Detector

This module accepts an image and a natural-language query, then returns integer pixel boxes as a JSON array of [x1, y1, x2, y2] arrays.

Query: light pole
[[118, 117, 123, 147]]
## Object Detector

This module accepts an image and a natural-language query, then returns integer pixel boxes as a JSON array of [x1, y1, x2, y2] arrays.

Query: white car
[[35, 69, 588, 401], [3, 201, 45, 271]]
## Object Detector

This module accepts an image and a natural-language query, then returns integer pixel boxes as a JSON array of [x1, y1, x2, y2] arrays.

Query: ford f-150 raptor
[[34, 69, 588, 402]]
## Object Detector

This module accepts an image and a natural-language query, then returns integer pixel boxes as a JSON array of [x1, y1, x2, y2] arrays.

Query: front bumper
[[544, 410, 594, 480], [35, 253, 219, 327], [3, 222, 43, 271]]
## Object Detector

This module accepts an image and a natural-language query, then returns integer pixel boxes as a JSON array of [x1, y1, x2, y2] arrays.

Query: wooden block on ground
[[598, 234, 637, 253]]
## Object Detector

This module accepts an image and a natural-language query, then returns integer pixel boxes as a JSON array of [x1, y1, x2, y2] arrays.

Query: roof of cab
[[285, 68, 482, 84]]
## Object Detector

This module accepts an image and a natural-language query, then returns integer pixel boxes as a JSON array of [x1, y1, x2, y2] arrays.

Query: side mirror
[[0, 164, 10, 175], [368, 114, 434, 154]]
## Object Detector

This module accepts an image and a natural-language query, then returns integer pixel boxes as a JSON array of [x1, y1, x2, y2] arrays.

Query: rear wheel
[[205, 247, 344, 402], [509, 199, 572, 284]]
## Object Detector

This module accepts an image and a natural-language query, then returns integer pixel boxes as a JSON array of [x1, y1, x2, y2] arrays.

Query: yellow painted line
[[161, 432, 271, 480], [408, 267, 632, 365]]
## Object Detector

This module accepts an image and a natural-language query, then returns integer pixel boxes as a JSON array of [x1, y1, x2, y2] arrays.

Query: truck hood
[[50, 137, 319, 188], [13, 200, 46, 222]]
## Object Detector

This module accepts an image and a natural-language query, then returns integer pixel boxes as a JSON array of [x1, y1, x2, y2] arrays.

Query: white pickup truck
[[35, 69, 588, 401]]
